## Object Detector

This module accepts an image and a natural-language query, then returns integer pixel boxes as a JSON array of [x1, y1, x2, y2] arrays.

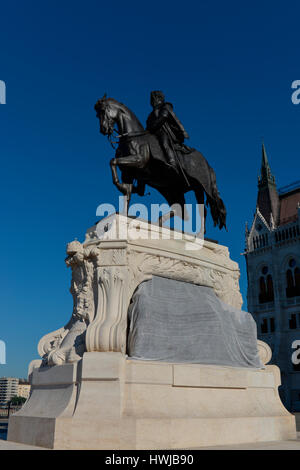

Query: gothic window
[[261, 318, 268, 334], [289, 313, 297, 329], [286, 270, 294, 297], [290, 314, 297, 329], [267, 275, 274, 301], [293, 361, 300, 372], [259, 276, 267, 303], [259, 266, 274, 303], [260, 317, 275, 334], [270, 317, 275, 332], [286, 259, 300, 298], [296, 268, 300, 292]]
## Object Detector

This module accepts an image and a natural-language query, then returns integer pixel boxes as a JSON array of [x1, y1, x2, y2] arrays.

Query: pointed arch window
[[295, 268, 300, 291], [287, 269, 294, 290], [259, 277, 267, 303], [259, 266, 274, 304], [267, 275, 274, 301], [286, 259, 300, 298]]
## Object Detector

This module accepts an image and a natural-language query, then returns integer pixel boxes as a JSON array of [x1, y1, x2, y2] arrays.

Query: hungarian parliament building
[[245, 144, 300, 411]]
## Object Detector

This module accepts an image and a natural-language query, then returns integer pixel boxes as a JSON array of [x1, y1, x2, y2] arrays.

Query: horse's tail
[[207, 167, 227, 230]]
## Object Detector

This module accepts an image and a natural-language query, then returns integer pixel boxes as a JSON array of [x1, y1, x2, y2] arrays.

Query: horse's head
[[94, 94, 118, 136]]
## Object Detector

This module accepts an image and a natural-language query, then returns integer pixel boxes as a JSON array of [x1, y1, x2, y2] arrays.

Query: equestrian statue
[[94, 91, 227, 231]]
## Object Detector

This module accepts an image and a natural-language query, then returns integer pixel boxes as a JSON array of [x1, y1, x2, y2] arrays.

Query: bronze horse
[[95, 95, 227, 231]]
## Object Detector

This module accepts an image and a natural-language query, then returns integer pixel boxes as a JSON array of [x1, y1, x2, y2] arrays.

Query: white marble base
[[7, 215, 296, 448], [37, 214, 245, 367], [8, 352, 296, 449]]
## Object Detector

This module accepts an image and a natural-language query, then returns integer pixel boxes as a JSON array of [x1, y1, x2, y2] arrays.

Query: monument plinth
[[7, 215, 296, 449]]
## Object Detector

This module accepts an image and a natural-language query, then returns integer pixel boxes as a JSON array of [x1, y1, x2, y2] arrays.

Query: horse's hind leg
[[158, 191, 187, 226], [194, 187, 207, 235]]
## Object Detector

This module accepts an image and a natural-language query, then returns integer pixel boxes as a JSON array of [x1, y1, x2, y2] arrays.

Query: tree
[[6, 396, 26, 418], [9, 396, 26, 407]]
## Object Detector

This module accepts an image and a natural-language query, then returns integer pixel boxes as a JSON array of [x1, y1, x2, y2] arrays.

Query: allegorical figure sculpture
[[94, 91, 227, 231]]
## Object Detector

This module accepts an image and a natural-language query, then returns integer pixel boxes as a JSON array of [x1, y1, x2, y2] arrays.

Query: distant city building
[[244, 144, 300, 411], [0, 377, 19, 405], [17, 380, 30, 400]]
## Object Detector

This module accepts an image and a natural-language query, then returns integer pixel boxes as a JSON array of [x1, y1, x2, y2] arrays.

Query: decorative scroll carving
[[257, 339, 272, 365], [86, 266, 128, 353], [127, 251, 210, 292], [209, 269, 243, 310], [127, 250, 243, 310], [99, 248, 127, 266]]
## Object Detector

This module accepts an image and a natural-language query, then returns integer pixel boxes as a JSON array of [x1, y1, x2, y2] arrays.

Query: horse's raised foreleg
[[110, 143, 149, 193], [110, 143, 149, 208], [115, 142, 150, 169], [109, 143, 150, 215], [110, 158, 133, 196]]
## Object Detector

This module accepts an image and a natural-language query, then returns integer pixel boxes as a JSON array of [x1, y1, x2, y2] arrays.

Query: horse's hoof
[[118, 183, 132, 196]]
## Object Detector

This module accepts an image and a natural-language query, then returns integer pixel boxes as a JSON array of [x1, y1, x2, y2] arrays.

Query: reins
[[107, 129, 149, 149]]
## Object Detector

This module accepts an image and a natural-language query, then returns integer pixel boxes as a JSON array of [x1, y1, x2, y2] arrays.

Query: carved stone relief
[[37, 218, 253, 365]]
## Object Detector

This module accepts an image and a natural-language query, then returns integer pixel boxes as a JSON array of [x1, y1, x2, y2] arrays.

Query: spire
[[245, 221, 250, 251], [256, 143, 279, 226], [258, 143, 276, 188]]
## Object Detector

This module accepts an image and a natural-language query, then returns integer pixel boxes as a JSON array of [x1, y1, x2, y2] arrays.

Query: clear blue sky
[[0, 0, 299, 377]]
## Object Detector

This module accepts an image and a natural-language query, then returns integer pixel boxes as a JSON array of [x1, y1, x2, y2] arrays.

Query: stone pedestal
[[8, 353, 296, 449], [7, 215, 296, 448]]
